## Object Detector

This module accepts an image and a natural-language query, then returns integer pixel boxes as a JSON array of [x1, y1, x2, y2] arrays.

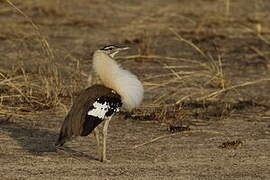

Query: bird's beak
[[117, 47, 130, 51], [110, 47, 130, 58]]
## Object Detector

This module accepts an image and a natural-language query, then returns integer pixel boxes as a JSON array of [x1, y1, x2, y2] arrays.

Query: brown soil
[[0, 0, 270, 179]]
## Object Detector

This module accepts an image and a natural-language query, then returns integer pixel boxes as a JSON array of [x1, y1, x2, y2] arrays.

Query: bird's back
[[56, 84, 122, 146]]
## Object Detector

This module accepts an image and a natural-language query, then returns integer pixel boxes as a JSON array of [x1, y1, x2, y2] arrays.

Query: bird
[[55, 45, 144, 162]]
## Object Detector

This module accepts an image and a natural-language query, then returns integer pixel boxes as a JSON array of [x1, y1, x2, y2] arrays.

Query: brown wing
[[55, 85, 121, 146]]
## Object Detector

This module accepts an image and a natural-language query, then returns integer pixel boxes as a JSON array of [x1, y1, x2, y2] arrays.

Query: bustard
[[55, 45, 144, 162]]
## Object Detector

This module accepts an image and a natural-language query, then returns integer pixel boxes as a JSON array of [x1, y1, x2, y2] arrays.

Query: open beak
[[111, 46, 130, 58]]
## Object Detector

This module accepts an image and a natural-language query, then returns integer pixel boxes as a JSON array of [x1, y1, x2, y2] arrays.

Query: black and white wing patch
[[81, 95, 122, 136], [87, 96, 122, 119]]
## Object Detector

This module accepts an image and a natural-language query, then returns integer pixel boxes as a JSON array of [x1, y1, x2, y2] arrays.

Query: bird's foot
[[100, 158, 111, 163]]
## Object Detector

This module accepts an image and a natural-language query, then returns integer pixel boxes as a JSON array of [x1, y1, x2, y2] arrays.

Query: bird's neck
[[92, 51, 144, 111]]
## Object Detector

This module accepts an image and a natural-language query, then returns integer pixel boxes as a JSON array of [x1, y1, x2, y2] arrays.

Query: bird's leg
[[93, 127, 102, 161], [101, 117, 112, 162]]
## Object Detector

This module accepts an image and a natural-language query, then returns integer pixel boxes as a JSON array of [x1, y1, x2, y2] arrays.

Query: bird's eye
[[107, 47, 114, 50], [101, 45, 117, 51]]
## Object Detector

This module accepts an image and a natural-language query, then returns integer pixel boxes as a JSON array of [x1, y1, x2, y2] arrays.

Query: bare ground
[[0, 0, 270, 179]]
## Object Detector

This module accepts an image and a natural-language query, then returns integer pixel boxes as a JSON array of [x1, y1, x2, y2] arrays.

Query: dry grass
[[122, 27, 270, 126], [133, 129, 225, 149], [0, 1, 270, 178], [1, 0, 269, 125], [0, 1, 85, 116]]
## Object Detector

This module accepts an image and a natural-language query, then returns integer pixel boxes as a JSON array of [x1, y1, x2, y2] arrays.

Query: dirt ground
[[0, 0, 270, 179]]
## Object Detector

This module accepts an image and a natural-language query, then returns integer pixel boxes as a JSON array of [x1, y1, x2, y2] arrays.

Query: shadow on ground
[[0, 117, 58, 154], [0, 117, 98, 160]]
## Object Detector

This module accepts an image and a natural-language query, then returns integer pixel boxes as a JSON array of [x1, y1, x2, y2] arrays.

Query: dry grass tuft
[[0, 65, 65, 116], [0, 1, 85, 116], [125, 28, 270, 126]]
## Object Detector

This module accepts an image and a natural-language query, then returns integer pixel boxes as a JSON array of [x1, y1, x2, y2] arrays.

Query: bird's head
[[99, 45, 130, 58]]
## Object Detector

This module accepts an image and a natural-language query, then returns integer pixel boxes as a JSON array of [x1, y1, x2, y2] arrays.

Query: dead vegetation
[[123, 28, 269, 127], [0, 0, 270, 124], [0, 0, 270, 179], [0, 0, 87, 116], [218, 139, 243, 149]]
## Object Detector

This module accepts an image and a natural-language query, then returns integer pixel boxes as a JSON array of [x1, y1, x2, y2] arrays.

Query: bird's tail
[[55, 113, 73, 148]]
